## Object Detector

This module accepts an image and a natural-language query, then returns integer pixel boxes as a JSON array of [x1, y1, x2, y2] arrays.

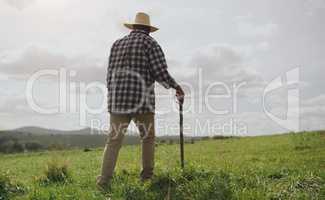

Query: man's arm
[[148, 44, 179, 89], [148, 43, 185, 103]]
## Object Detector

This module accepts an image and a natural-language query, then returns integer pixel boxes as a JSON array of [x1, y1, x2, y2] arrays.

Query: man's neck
[[132, 29, 150, 35]]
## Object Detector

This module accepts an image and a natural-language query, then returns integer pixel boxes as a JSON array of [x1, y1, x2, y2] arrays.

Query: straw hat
[[124, 12, 159, 32]]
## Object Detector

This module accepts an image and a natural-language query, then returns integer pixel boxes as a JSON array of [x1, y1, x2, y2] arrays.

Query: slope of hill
[[4, 126, 102, 135], [0, 127, 135, 149], [0, 131, 324, 199], [0, 126, 198, 150]]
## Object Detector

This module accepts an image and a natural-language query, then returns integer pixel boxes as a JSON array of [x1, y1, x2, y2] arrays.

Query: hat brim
[[124, 23, 159, 33]]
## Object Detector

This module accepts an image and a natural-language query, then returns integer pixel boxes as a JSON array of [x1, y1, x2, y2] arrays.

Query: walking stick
[[179, 102, 184, 169]]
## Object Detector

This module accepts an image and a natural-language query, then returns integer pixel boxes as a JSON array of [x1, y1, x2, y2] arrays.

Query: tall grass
[[0, 171, 25, 200], [37, 158, 71, 185]]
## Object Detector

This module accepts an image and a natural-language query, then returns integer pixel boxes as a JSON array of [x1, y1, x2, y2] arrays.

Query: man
[[97, 12, 185, 189]]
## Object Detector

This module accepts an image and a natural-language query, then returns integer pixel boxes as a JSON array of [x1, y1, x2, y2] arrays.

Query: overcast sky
[[1, 0, 324, 136]]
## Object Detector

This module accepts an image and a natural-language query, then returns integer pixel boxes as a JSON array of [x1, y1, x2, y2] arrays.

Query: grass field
[[1, 131, 325, 200]]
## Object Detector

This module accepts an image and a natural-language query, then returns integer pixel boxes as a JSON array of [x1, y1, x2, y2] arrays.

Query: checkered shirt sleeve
[[148, 44, 179, 89]]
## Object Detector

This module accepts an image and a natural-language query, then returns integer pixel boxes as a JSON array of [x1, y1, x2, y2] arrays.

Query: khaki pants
[[97, 112, 155, 184]]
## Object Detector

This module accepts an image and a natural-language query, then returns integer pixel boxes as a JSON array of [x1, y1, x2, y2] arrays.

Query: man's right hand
[[175, 85, 185, 105]]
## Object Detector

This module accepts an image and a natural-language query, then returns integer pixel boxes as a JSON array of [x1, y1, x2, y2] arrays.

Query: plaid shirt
[[106, 29, 179, 114]]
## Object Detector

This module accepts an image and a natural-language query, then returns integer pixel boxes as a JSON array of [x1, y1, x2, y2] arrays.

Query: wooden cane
[[179, 103, 184, 169]]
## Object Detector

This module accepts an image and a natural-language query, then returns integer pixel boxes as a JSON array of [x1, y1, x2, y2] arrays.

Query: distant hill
[[0, 126, 132, 148], [7, 126, 102, 135], [0, 126, 198, 150]]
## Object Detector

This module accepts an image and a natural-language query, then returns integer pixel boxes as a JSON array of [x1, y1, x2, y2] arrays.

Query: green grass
[[0, 131, 324, 199]]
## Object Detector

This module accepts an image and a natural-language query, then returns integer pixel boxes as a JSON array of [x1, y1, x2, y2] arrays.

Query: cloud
[[256, 41, 270, 51], [0, 46, 107, 83], [0, 73, 9, 80], [305, 0, 325, 16], [3, 0, 37, 10], [301, 94, 325, 119], [1, 44, 265, 91], [181, 44, 265, 104], [299, 94, 325, 131], [303, 94, 325, 107], [235, 15, 278, 38], [188, 44, 263, 83], [1, 46, 70, 74], [0, 97, 29, 113]]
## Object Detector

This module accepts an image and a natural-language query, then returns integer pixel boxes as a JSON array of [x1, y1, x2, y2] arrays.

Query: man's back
[[106, 29, 179, 114]]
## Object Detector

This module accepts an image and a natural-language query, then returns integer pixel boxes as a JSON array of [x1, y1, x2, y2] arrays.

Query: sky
[[0, 0, 324, 136]]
